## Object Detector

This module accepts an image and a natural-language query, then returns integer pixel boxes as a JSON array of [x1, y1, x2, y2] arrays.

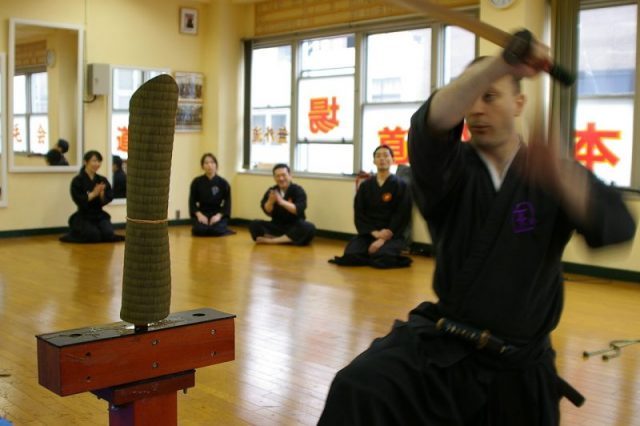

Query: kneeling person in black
[[61, 150, 124, 243], [249, 163, 315, 245], [330, 144, 412, 268], [189, 153, 234, 237]]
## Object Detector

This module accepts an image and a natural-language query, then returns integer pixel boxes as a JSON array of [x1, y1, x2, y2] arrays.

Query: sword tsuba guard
[[502, 29, 533, 65]]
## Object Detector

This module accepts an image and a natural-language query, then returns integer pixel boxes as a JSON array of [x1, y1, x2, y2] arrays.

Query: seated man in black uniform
[[249, 163, 315, 245], [330, 144, 412, 268], [318, 32, 636, 426]]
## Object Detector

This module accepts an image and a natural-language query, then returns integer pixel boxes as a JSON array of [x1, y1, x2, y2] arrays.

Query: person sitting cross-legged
[[249, 163, 315, 245]]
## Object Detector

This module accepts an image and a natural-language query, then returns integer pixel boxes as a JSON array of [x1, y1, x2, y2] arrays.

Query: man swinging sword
[[318, 25, 636, 426]]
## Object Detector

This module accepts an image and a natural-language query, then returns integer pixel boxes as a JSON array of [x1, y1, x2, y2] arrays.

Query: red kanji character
[[575, 122, 620, 171], [117, 126, 129, 152], [309, 96, 340, 134], [378, 126, 409, 164]]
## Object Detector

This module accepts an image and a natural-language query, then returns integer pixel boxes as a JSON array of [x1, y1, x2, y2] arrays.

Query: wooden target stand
[[36, 308, 235, 425]]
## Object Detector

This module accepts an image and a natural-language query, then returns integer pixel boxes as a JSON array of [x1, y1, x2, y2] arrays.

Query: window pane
[[13, 75, 26, 114], [575, 98, 633, 187], [111, 112, 129, 160], [30, 115, 49, 154], [300, 35, 355, 77], [361, 103, 420, 170], [576, 5, 636, 186], [578, 5, 636, 96], [113, 69, 143, 110], [30, 72, 48, 113], [250, 142, 290, 171], [249, 107, 290, 170], [12, 117, 27, 152], [252, 46, 291, 107], [295, 143, 353, 174], [298, 76, 354, 142], [111, 68, 164, 160], [249, 46, 292, 170], [444, 26, 476, 84], [144, 70, 165, 81], [366, 29, 430, 102]]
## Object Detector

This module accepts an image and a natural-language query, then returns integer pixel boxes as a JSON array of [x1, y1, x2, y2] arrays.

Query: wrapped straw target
[[120, 74, 179, 325]]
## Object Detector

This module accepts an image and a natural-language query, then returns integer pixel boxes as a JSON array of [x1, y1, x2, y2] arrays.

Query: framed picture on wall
[[179, 7, 198, 35], [175, 72, 204, 101], [176, 102, 203, 132], [174, 71, 204, 132]]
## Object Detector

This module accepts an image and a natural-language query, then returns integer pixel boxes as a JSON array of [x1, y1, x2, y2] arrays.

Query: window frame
[[106, 65, 170, 204], [12, 67, 48, 155], [244, 12, 478, 177], [574, 0, 640, 190]]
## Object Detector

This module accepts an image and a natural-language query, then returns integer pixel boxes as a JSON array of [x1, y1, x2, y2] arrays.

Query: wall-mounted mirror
[[0, 53, 7, 207], [8, 18, 83, 172], [108, 65, 170, 201]]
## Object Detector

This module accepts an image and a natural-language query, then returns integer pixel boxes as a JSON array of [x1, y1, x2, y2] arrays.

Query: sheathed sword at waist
[[436, 318, 514, 355]]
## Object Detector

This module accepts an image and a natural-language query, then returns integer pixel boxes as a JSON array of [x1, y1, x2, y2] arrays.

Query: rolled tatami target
[[120, 74, 179, 325]]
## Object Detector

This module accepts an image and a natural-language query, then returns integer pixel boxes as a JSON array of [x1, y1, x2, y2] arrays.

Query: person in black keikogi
[[318, 32, 636, 426], [330, 144, 412, 268], [60, 150, 124, 243], [189, 153, 234, 237], [249, 163, 315, 245]]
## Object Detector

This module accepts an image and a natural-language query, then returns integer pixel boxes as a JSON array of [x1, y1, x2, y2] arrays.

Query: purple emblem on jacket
[[512, 201, 536, 233]]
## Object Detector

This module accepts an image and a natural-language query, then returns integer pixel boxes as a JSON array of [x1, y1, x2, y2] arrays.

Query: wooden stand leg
[[108, 391, 177, 426], [93, 370, 195, 426]]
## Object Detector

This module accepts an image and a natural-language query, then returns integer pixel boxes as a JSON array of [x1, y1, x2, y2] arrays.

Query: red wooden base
[[36, 308, 235, 424]]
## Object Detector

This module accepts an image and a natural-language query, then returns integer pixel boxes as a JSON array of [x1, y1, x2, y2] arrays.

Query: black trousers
[[249, 219, 316, 245], [330, 235, 411, 269], [318, 306, 561, 426], [191, 216, 232, 237], [345, 235, 405, 256], [67, 212, 119, 243]]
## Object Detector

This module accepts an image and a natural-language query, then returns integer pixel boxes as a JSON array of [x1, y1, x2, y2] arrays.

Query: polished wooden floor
[[0, 226, 638, 425]]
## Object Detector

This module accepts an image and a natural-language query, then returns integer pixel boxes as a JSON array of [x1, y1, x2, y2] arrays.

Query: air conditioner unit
[[87, 63, 110, 96]]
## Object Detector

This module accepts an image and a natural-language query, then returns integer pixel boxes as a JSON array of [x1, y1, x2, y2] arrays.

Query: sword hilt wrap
[[502, 29, 576, 86], [502, 29, 533, 65], [436, 317, 513, 355]]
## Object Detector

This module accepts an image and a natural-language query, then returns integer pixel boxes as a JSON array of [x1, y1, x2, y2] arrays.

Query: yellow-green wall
[[0, 0, 637, 275], [0, 0, 253, 228]]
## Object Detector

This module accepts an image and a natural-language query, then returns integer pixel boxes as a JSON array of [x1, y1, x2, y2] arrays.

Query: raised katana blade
[[387, 0, 576, 85]]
